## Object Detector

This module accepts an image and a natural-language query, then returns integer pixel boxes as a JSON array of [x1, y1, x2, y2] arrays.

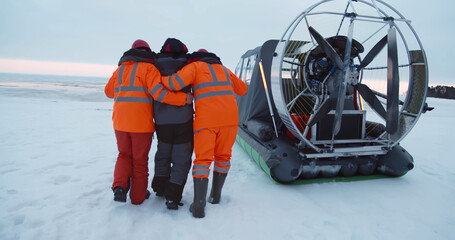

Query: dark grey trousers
[[154, 141, 192, 185]]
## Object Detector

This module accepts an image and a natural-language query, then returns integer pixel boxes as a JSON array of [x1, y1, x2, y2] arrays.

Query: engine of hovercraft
[[305, 36, 364, 97]]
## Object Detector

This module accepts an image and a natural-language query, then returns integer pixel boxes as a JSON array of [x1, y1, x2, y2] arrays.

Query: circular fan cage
[[270, 0, 428, 155]]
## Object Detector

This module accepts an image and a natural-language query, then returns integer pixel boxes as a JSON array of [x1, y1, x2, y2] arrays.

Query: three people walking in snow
[[105, 39, 247, 218]]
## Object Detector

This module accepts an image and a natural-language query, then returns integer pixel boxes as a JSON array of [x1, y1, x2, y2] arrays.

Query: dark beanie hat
[[160, 38, 188, 54]]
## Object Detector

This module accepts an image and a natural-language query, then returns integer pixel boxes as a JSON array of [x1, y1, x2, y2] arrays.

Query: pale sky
[[1, 0, 453, 85]]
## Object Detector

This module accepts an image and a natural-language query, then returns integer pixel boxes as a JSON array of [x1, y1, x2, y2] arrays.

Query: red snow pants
[[192, 126, 238, 179], [112, 130, 153, 204]]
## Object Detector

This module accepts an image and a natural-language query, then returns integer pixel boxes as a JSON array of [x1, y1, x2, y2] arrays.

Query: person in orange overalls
[[162, 49, 247, 218], [105, 39, 192, 205]]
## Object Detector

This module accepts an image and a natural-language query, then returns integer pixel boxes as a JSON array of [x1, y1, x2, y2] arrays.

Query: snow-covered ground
[[1, 73, 454, 240]]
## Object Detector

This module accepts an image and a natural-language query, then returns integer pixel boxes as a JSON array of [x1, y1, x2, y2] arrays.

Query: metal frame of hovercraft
[[268, 0, 428, 161]]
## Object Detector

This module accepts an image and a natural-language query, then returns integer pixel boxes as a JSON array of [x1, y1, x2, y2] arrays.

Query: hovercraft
[[235, 0, 428, 183]]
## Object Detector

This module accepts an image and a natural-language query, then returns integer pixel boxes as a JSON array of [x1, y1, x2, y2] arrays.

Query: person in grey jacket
[[151, 38, 193, 210]]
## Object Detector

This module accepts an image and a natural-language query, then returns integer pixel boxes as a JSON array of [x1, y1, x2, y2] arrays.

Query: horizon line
[[0, 58, 115, 78], [0, 58, 453, 87]]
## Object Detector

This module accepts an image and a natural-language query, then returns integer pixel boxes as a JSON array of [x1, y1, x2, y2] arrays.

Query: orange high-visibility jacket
[[105, 61, 188, 133], [162, 61, 248, 131]]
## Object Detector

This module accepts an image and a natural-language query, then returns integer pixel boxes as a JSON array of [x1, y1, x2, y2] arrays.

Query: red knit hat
[[132, 39, 151, 50]]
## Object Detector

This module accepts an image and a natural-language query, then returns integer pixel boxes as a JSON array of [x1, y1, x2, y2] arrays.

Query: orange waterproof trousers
[[192, 126, 238, 178], [112, 130, 153, 204]]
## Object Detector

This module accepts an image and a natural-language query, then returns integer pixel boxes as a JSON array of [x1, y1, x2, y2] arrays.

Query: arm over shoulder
[[160, 63, 197, 91], [146, 65, 188, 106]]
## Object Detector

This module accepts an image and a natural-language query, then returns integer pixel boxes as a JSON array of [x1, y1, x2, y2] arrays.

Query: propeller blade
[[357, 35, 388, 71], [357, 83, 387, 120], [307, 96, 337, 128], [386, 28, 400, 134], [332, 20, 354, 137], [369, 88, 405, 106], [332, 83, 346, 137], [308, 26, 344, 69]]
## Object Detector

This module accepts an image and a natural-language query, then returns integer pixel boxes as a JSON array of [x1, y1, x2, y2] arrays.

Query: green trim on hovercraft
[[236, 135, 271, 176]]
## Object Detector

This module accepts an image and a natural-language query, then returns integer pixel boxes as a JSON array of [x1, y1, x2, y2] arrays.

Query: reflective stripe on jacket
[[162, 61, 248, 131], [105, 61, 188, 133]]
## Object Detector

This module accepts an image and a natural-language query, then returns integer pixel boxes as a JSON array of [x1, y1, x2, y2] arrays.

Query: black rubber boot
[[189, 178, 208, 218], [113, 187, 127, 202], [208, 172, 227, 204], [151, 176, 169, 197], [164, 182, 185, 210]]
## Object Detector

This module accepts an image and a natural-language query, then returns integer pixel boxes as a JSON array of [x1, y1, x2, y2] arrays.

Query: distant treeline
[[427, 85, 455, 99]]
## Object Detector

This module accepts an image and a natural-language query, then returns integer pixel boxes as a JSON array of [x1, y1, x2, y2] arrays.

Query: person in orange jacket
[[105, 39, 192, 205], [162, 49, 248, 218]]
